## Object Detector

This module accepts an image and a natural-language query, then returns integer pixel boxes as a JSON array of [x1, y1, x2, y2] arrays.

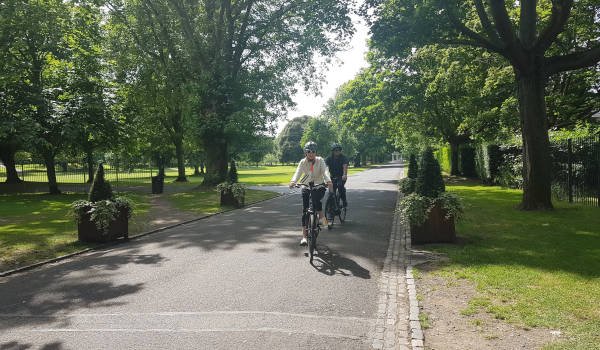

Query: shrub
[[400, 178, 416, 195], [399, 192, 463, 226], [416, 148, 445, 198], [71, 197, 133, 233], [88, 163, 114, 202], [408, 154, 418, 179], [228, 160, 239, 183]]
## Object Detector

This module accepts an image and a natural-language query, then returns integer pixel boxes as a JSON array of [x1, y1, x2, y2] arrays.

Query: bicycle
[[294, 182, 326, 263], [325, 177, 347, 227]]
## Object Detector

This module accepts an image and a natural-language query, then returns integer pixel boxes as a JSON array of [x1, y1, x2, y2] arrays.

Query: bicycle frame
[[295, 182, 325, 263]]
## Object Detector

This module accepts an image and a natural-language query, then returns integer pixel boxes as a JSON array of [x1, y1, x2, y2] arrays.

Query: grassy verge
[[419, 180, 600, 349], [238, 164, 372, 186], [168, 188, 279, 215], [0, 192, 150, 271]]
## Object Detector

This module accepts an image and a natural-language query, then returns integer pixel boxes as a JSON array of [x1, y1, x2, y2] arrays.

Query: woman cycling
[[289, 141, 333, 246]]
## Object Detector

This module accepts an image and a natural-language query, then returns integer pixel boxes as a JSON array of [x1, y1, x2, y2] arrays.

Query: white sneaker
[[300, 237, 307, 246]]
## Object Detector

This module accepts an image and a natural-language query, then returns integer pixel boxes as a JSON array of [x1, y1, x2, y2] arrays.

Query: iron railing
[[551, 135, 600, 207]]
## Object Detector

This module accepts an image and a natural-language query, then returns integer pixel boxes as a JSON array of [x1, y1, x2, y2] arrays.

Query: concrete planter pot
[[410, 202, 456, 244], [77, 206, 129, 243]]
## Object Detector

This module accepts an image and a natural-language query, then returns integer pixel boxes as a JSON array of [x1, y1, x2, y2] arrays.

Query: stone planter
[[77, 206, 129, 243], [220, 190, 244, 208], [410, 203, 456, 244]]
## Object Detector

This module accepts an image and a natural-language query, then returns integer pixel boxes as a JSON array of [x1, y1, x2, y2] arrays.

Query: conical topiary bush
[[228, 160, 238, 183], [415, 148, 445, 198], [408, 154, 418, 179], [88, 163, 114, 202], [400, 154, 419, 194]]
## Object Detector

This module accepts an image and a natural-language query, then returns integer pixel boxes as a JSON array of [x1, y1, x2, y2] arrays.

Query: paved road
[[0, 163, 404, 350]]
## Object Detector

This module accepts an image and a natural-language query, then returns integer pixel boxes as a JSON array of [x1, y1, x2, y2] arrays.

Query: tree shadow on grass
[[422, 181, 600, 278]]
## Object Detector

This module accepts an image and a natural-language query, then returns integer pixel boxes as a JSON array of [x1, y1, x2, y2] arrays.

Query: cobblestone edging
[[405, 214, 424, 349], [371, 189, 410, 350]]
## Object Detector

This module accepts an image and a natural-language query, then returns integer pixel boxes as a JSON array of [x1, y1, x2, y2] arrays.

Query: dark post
[[567, 139, 573, 203]]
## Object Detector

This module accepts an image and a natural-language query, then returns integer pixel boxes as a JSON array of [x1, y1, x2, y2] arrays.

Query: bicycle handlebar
[[291, 183, 327, 190]]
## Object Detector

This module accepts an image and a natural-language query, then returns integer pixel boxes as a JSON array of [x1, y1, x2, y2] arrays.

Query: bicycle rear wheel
[[338, 198, 347, 223], [324, 195, 335, 228]]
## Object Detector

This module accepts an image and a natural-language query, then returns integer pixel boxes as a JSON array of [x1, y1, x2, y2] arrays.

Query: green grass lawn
[[420, 180, 600, 349], [0, 192, 151, 271], [237, 164, 372, 185], [168, 188, 279, 214]]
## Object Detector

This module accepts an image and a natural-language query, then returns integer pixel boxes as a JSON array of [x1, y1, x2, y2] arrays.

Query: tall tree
[[277, 116, 312, 163], [2, 0, 74, 193], [300, 117, 337, 156], [168, 0, 354, 185], [366, 0, 600, 210], [107, 0, 193, 182]]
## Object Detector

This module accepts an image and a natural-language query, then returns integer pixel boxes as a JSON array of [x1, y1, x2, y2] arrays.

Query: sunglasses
[[305, 150, 316, 154]]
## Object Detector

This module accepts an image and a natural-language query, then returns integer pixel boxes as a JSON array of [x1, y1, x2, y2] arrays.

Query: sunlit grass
[[168, 189, 279, 214], [0, 192, 150, 271], [419, 181, 600, 349], [238, 165, 371, 185]]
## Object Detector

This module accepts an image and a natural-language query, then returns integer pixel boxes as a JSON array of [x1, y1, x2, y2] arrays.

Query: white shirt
[[291, 157, 332, 185]]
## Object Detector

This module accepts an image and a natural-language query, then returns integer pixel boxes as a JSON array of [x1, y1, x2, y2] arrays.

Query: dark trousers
[[301, 187, 326, 226]]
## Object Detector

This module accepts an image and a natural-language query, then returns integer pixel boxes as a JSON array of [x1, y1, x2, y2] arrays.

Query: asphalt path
[[0, 163, 403, 350]]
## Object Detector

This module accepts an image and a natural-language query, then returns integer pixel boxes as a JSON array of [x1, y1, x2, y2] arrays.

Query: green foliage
[[300, 118, 337, 156], [88, 163, 114, 202], [415, 149, 445, 198], [399, 178, 416, 195], [228, 160, 239, 183], [399, 191, 463, 226], [434, 147, 451, 174], [71, 196, 133, 233], [407, 154, 418, 179], [216, 182, 247, 203], [400, 153, 419, 194], [277, 116, 312, 163]]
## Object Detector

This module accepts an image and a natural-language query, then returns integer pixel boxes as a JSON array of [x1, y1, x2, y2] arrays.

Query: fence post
[[567, 138, 573, 203]]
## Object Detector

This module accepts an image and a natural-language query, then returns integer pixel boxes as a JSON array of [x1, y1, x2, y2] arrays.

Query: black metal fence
[[551, 135, 600, 207], [0, 158, 161, 194]]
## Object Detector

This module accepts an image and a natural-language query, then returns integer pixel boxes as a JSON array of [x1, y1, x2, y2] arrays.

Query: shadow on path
[[310, 245, 371, 279]]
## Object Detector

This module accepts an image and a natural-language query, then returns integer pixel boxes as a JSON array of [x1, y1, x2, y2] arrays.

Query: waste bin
[[151, 175, 164, 194]]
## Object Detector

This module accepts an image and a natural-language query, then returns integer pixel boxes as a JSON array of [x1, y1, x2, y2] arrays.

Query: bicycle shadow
[[308, 245, 371, 279]]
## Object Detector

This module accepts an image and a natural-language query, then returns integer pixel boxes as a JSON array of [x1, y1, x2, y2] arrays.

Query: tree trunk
[[85, 149, 95, 183], [202, 138, 228, 186], [449, 141, 460, 176], [0, 143, 23, 183], [200, 160, 205, 174], [174, 139, 187, 182], [43, 153, 61, 194], [516, 66, 553, 210], [193, 164, 201, 176]]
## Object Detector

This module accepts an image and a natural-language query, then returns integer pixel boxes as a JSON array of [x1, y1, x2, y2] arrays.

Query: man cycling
[[289, 141, 333, 246], [325, 143, 349, 209]]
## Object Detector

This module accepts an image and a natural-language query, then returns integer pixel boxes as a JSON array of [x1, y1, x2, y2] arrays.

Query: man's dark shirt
[[325, 154, 349, 178]]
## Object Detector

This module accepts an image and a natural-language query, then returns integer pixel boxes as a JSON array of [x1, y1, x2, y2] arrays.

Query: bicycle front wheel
[[308, 214, 317, 262]]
